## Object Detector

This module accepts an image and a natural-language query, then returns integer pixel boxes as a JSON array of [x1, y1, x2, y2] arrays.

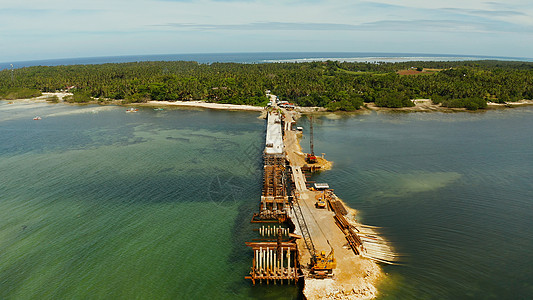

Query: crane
[[311, 241, 336, 279], [290, 197, 336, 278], [306, 116, 317, 164]]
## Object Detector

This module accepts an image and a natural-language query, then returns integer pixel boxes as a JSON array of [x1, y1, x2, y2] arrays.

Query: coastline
[[0, 93, 265, 112], [294, 99, 533, 114], [366, 99, 533, 112], [4, 93, 533, 114], [138, 100, 265, 112]]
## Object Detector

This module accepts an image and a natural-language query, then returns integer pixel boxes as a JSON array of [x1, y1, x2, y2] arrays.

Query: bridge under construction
[[245, 101, 397, 298]]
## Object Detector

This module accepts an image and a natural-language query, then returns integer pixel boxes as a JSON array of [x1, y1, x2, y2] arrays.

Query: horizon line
[[1, 51, 532, 70]]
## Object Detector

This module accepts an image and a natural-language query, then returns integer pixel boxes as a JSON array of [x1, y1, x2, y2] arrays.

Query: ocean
[[1, 52, 531, 70], [303, 109, 533, 299], [0, 103, 300, 299], [1, 102, 533, 299]]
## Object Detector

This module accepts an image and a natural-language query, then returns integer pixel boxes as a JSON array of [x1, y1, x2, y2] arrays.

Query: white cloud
[[1, 0, 532, 61]]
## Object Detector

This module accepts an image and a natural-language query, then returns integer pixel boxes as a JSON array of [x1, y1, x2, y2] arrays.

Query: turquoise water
[[3, 102, 533, 299], [0, 102, 300, 299], [303, 109, 533, 299]]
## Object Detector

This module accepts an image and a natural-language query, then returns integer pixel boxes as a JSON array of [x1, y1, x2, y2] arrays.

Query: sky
[[1, 0, 532, 62]]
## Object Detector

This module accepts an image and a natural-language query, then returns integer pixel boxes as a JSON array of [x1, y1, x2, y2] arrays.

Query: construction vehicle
[[315, 191, 327, 209], [306, 153, 317, 164], [311, 248, 336, 278], [315, 199, 326, 209]]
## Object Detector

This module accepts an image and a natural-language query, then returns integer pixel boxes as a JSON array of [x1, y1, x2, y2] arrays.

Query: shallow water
[[2, 102, 533, 299], [0, 102, 301, 299]]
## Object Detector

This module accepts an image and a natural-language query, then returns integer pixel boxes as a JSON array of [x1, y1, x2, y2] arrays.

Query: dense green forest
[[1, 60, 532, 111]]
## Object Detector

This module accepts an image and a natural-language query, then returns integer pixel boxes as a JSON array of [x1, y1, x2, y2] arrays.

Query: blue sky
[[1, 0, 532, 61]]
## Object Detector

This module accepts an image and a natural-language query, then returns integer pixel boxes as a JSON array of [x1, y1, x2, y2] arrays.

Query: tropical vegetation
[[1, 60, 532, 111]]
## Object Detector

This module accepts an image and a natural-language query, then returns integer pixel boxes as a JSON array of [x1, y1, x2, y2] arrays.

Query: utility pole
[[10, 64, 14, 85]]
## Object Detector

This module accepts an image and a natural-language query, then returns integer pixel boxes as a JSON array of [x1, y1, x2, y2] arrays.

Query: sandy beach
[[365, 99, 533, 112], [5, 93, 533, 114], [140, 100, 265, 112], [3, 92, 74, 103], [487, 99, 533, 107], [2, 93, 265, 112], [5, 92, 533, 114]]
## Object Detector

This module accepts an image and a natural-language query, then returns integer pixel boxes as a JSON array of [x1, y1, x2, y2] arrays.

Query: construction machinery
[[315, 191, 327, 209], [291, 196, 336, 279], [315, 199, 327, 209], [306, 116, 317, 164], [311, 247, 336, 279]]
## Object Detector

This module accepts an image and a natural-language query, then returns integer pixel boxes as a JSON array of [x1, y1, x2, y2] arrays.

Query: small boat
[[153, 108, 164, 111], [33, 116, 42, 120], [126, 108, 139, 113], [7, 102, 14, 104]]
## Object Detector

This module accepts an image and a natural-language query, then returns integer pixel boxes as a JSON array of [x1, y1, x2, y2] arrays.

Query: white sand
[[145, 100, 265, 112]]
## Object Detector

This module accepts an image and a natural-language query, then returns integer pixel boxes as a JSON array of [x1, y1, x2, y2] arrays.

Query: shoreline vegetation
[[1, 60, 533, 112], [3, 92, 533, 114]]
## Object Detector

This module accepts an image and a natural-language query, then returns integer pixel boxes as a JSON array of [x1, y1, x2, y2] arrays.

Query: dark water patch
[[188, 157, 201, 164], [157, 167, 175, 173], [165, 136, 190, 142], [183, 132, 222, 140]]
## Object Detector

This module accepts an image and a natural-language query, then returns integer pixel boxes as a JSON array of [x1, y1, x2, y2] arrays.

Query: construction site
[[245, 98, 397, 299]]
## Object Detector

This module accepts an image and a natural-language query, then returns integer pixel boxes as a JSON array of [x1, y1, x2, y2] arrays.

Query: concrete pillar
[[279, 247, 284, 275], [287, 248, 291, 275], [270, 249, 273, 274], [273, 252, 277, 273], [259, 247, 263, 272], [255, 249, 259, 270], [266, 247, 270, 271], [264, 249, 267, 272]]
